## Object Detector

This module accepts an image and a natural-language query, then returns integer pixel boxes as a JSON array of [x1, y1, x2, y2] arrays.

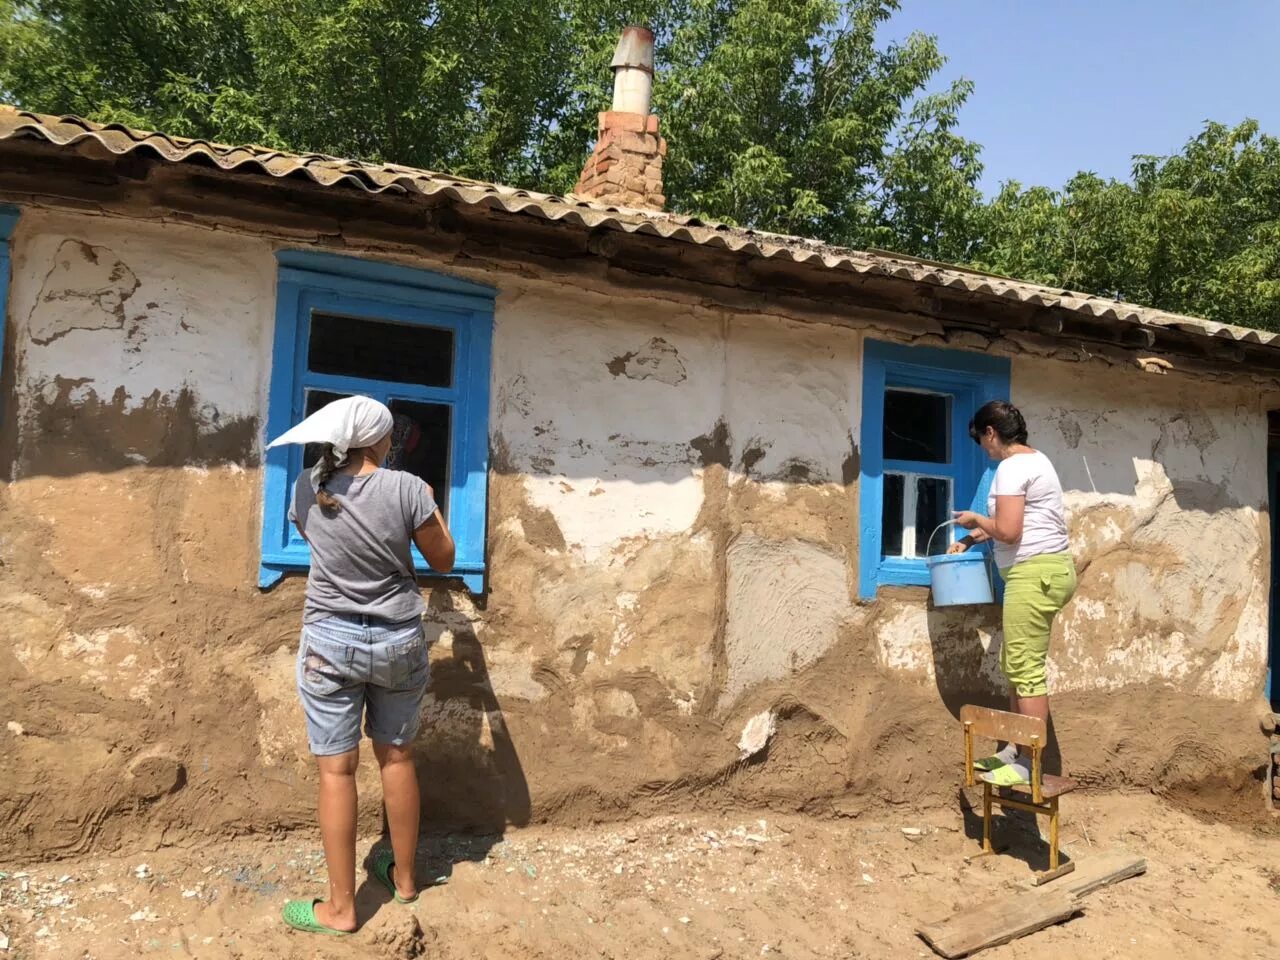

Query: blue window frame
[[858, 340, 1010, 599], [0, 205, 18, 388], [260, 250, 496, 593]]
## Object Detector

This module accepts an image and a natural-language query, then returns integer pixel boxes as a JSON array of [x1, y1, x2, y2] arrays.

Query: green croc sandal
[[972, 755, 1007, 772], [371, 848, 419, 904], [281, 898, 352, 936]]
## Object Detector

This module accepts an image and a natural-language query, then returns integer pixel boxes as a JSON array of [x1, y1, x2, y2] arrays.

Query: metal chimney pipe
[[610, 25, 654, 115]]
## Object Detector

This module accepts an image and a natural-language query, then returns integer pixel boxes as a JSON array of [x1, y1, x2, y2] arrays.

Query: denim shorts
[[295, 614, 430, 756]]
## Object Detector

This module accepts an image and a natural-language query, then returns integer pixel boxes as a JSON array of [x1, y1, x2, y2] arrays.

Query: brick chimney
[[574, 26, 666, 210]]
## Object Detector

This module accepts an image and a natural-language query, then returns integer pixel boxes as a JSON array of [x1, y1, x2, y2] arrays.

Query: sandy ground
[[2, 789, 1278, 960]]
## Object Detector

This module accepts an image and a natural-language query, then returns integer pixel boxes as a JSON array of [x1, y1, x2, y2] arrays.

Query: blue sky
[[881, 1, 1280, 194]]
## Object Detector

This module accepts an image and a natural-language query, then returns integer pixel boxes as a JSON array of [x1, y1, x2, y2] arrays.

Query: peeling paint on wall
[[606, 336, 687, 385], [28, 239, 140, 345], [1017, 358, 1271, 700], [8, 211, 273, 478]]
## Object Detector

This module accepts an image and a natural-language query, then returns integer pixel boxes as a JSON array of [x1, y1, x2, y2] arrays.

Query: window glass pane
[[882, 473, 905, 558], [298, 391, 452, 518], [308, 311, 454, 388], [387, 399, 452, 518], [301, 389, 349, 470], [915, 476, 952, 556], [883, 389, 950, 463]]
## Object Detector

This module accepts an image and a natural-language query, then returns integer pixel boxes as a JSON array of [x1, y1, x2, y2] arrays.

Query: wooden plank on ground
[[917, 890, 1081, 959], [1030, 861, 1076, 886], [1050, 849, 1146, 898]]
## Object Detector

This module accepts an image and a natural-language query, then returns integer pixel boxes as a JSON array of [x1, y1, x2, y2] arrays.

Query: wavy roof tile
[[2, 105, 1275, 349]]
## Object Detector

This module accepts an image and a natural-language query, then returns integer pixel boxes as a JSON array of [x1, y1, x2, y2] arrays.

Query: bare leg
[[314, 749, 360, 932], [1004, 692, 1020, 755], [1013, 692, 1050, 726], [373, 742, 420, 900], [984, 694, 1025, 760], [1005, 692, 1050, 777]]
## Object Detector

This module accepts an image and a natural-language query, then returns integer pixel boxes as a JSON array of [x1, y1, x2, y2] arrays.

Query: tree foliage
[[973, 120, 1280, 331], [0, 0, 981, 258], [657, 0, 981, 260], [3, 2, 1279, 329]]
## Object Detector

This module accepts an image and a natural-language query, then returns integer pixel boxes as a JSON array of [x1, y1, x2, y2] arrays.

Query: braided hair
[[315, 444, 342, 513]]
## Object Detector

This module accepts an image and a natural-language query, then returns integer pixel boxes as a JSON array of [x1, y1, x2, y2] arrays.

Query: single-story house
[[1, 37, 1275, 860]]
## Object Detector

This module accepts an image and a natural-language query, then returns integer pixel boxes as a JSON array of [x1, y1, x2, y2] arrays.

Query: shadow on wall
[[413, 588, 531, 832], [1055, 449, 1244, 513], [366, 590, 530, 877], [1038, 407, 1138, 499], [924, 602, 1064, 776], [1051, 451, 1137, 500], [1045, 408, 1248, 514]]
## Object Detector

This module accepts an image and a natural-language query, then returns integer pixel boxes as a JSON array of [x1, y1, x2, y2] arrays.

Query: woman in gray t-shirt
[[269, 396, 455, 937]]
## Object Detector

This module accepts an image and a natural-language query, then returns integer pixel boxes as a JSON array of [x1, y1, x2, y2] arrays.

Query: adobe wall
[[0, 206, 1270, 861]]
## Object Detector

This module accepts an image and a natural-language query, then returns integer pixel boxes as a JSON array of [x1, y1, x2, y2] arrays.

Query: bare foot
[[393, 863, 418, 902], [312, 899, 358, 933]]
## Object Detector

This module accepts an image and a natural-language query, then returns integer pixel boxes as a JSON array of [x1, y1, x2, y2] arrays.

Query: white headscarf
[[267, 395, 394, 484]]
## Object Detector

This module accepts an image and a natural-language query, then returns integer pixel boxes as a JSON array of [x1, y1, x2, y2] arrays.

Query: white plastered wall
[[7, 209, 276, 470]]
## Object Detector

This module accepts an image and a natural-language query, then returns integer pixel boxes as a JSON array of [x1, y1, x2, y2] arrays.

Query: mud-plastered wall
[[0, 206, 1272, 861], [0, 210, 298, 859], [480, 287, 869, 820], [1025, 359, 1270, 700], [874, 356, 1272, 702]]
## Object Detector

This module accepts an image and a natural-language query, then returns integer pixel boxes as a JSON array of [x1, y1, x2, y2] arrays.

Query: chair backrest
[[960, 705, 1046, 750], [961, 704, 1049, 801]]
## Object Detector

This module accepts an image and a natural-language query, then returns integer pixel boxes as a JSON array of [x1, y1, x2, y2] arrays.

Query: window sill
[[869, 583, 933, 603], [868, 557, 933, 592], [258, 559, 485, 594]]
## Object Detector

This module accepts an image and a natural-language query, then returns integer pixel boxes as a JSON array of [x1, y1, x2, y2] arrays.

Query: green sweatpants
[[999, 552, 1077, 698]]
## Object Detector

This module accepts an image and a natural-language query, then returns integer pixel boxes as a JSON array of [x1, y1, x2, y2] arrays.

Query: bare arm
[[413, 501, 456, 573], [948, 527, 991, 553], [955, 495, 1025, 545]]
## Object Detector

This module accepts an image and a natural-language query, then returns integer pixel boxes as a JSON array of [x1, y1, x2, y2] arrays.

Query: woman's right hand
[[947, 540, 970, 555]]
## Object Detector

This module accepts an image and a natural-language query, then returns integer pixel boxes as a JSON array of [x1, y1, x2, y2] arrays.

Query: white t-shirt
[[986, 450, 1070, 570]]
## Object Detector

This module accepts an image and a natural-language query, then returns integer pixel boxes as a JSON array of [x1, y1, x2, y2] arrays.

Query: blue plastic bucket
[[924, 522, 995, 606]]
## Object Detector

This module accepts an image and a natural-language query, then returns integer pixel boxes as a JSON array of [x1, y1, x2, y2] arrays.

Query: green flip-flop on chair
[[979, 762, 1031, 787]]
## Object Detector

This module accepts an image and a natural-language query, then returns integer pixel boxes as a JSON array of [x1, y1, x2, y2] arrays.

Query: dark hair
[[969, 400, 1028, 446]]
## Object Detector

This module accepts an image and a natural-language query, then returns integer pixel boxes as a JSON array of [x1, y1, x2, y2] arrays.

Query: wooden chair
[[961, 705, 1078, 882]]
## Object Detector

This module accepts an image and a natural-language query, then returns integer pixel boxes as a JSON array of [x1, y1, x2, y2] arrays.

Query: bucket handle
[[924, 519, 963, 558]]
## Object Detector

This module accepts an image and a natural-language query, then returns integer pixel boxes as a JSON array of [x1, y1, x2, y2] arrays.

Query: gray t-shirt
[[289, 468, 437, 624]]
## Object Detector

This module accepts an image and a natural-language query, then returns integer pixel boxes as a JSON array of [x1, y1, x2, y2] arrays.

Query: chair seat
[[1007, 773, 1078, 799]]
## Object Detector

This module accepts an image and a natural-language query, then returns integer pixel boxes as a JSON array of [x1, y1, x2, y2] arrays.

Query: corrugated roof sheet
[[2, 105, 1276, 349]]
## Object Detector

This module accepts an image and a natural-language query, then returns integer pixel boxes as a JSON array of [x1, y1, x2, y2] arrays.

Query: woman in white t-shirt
[[951, 400, 1077, 786]]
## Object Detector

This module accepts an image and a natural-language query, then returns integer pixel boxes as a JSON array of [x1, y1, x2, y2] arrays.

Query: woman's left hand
[[953, 510, 982, 530]]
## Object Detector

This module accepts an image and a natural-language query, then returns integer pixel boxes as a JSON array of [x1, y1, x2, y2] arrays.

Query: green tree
[[0, 0, 268, 142], [975, 120, 1280, 331], [8, 3, 1280, 330], [0, 0, 983, 259], [659, 0, 981, 260]]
